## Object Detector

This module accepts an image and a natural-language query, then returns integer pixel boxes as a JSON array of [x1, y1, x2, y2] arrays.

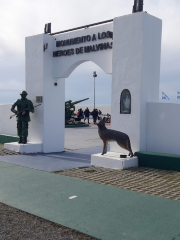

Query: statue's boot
[[22, 137, 27, 144], [18, 137, 23, 144]]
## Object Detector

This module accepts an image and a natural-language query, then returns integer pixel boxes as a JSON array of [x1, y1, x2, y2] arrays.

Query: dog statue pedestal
[[91, 152, 138, 170]]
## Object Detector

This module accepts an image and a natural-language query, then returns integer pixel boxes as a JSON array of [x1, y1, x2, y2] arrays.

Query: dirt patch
[[0, 202, 99, 240]]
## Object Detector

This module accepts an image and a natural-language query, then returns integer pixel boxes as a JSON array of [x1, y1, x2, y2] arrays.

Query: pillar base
[[4, 142, 42, 154]]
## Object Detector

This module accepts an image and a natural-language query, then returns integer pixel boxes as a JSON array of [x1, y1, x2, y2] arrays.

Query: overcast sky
[[0, 0, 180, 105]]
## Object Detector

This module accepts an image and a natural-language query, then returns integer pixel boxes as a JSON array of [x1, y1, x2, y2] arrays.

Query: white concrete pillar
[[25, 34, 65, 153], [111, 12, 162, 154]]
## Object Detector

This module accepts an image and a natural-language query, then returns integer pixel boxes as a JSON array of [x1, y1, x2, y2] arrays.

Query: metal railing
[[50, 19, 113, 36]]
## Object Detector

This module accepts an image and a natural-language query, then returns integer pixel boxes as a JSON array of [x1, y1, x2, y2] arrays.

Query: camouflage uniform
[[11, 91, 34, 144]]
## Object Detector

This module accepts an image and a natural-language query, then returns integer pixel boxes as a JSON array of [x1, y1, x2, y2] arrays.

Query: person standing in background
[[91, 109, 98, 124], [84, 107, 90, 124]]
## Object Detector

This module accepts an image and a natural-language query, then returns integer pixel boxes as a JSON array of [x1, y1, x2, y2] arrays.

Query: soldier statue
[[11, 91, 34, 144]]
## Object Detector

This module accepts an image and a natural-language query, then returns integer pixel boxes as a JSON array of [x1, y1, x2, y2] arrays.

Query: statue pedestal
[[91, 152, 138, 170], [4, 142, 42, 154]]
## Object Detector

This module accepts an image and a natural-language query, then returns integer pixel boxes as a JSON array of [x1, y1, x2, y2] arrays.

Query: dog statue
[[97, 119, 134, 157]]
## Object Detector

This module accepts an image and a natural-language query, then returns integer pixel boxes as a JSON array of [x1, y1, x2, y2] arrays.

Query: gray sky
[[0, 0, 180, 105]]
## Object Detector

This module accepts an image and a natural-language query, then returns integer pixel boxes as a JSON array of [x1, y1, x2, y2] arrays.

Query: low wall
[[147, 102, 180, 155], [0, 134, 19, 144], [0, 104, 17, 136]]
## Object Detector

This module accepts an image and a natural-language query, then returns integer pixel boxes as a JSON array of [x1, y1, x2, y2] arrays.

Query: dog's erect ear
[[102, 117, 106, 122]]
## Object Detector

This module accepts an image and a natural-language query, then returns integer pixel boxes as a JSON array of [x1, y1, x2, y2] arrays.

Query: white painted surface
[[0, 104, 17, 136], [25, 34, 65, 152], [53, 23, 113, 78], [4, 142, 42, 153], [91, 152, 138, 169], [111, 12, 162, 154], [147, 102, 180, 155]]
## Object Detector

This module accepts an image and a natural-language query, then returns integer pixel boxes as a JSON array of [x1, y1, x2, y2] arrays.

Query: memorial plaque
[[120, 89, 131, 114], [36, 96, 43, 103]]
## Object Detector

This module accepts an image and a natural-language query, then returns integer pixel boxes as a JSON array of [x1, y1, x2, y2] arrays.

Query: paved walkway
[[0, 125, 110, 172], [0, 152, 91, 172], [64, 125, 104, 150], [0, 145, 110, 172], [0, 161, 180, 240], [58, 166, 180, 201]]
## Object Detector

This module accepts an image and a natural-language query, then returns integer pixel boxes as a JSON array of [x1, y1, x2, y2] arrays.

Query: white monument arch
[[5, 12, 163, 159], [25, 12, 162, 154]]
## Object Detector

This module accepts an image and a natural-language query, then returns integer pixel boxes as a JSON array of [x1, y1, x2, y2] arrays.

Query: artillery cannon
[[65, 98, 89, 125]]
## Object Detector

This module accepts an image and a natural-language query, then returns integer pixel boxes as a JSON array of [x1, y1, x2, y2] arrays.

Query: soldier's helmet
[[20, 90, 28, 95]]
